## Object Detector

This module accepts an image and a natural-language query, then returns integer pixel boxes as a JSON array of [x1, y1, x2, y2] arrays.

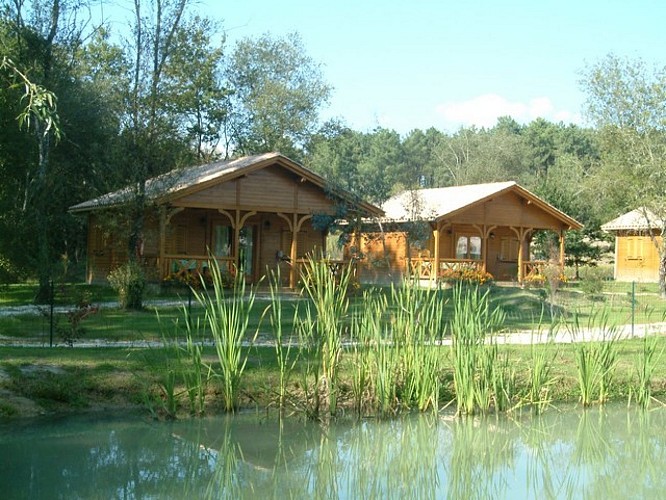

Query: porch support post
[[559, 229, 566, 270], [289, 214, 298, 288], [160, 207, 184, 278], [510, 226, 529, 284], [159, 207, 166, 278], [233, 210, 256, 274], [517, 233, 524, 284], [233, 210, 241, 272], [480, 225, 496, 274], [433, 221, 440, 283], [277, 213, 312, 289]]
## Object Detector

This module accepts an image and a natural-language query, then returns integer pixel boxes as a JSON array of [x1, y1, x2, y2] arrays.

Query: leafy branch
[[1, 56, 61, 141]]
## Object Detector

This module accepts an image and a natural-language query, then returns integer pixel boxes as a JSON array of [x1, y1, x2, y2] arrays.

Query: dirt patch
[[0, 388, 45, 417], [19, 364, 66, 376], [0, 364, 67, 418]]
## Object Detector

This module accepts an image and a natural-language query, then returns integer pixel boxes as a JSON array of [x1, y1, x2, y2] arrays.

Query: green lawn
[[0, 281, 188, 307], [2, 281, 666, 344]]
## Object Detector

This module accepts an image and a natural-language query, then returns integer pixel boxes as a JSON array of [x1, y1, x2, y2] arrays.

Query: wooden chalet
[[350, 181, 582, 284], [69, 153, 383, 288], [601, 208, 662, 282]]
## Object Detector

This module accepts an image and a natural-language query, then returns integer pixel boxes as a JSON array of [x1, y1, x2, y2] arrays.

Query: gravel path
[[2, 322, 665, 348]]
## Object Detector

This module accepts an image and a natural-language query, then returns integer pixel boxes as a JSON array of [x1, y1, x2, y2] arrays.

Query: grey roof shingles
[[70, 153, 282, 212], [601, 208, 661, 231]]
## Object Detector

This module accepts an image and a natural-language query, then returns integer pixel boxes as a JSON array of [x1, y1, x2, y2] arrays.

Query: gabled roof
[[381, 181, 582, 229], [69, 152, 383, 217], [601, 208, 661, 232]]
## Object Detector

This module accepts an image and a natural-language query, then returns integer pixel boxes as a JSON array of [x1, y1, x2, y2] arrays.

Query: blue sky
[[103, 1, 666, 135]]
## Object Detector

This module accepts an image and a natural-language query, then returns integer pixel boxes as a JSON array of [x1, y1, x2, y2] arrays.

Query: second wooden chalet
[[350, 181, 582, 284], [69, 153, 383, 288], [602, 208, 663, 282]]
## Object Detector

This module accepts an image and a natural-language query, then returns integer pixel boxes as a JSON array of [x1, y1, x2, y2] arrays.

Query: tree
[[0, 0, 98, 300], [225, 32, 331, 159], [581, 54, 666, 296], [161, 15, 230, 161], [400, 127, 444, 189], [306, 120, 364, 193], [432, 125, 528, 187], [120, 0, 204, 270]]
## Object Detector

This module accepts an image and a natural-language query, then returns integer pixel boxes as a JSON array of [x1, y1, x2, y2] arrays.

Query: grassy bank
[[3, 262, 666, 420], [1, 337, 665, 419]]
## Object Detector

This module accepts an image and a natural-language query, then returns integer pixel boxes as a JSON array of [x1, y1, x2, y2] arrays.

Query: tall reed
[[631, 334, 662, 409], [299, 254, 352, 417], [296, 302, 322, 418], [569, 308, 619, 406], [449, 283, 505, 415], [190, 259, 258, 412], [349, 289, 383, 415], [264, 267, 298, 413], [181, 312, 210, 416], [389, 278, 446, 412]]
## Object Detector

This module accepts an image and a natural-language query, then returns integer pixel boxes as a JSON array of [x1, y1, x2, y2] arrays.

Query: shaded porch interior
[[353, 222, 566, 284], [87, 208, 333, 289]]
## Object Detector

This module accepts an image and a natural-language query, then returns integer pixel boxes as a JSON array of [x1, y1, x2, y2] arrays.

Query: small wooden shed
[[70, 153, 383, 288], [351, 181, 582, 284], [601, 208, 662, 282]]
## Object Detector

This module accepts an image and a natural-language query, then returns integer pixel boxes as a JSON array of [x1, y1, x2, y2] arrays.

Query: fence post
[[631, 281, 635, 338], [187, 285, 192, 322], [49, 279, 54, 347]]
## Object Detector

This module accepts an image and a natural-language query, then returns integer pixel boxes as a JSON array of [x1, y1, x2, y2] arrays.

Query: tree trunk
[[34, 123, 52, 303], [659, 245, 666, 299]]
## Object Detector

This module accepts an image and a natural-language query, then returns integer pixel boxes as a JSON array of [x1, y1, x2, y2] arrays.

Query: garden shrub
[[579, 266, 606, 296], [108, 261, 146, 310]]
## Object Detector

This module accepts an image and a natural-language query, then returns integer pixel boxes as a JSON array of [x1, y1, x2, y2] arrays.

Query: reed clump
[[449, 283, 507, 415], [189, 260, 258, 412], [568, 309, 619, 406], [298, 254, 353, 418], [263, 267, 299, 414], [630, 334, 663, 409], [153, 262, 664, 420]]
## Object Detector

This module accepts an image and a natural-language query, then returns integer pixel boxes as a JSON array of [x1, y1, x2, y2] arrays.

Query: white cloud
[[435, 94, 580, 129]]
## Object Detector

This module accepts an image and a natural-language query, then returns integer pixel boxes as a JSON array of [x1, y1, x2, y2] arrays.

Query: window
[[456, 235, 482, 260], [626, 237, 643, 260], [213, 225, 232, 257]]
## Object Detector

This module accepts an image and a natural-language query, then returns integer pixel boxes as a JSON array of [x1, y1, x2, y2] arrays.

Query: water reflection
[[1, 406, 666, 499]]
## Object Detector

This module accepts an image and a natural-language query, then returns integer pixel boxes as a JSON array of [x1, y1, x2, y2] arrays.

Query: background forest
[[2, 1, 665, 299]]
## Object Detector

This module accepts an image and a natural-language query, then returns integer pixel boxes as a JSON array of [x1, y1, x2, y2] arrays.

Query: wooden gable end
[[445, 190, 570, 229], [169, 164, 337, 213]]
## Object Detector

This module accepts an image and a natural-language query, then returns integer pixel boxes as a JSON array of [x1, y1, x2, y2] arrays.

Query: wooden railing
[[294, 258, 355, 282], [159, 255, 353, 286], [408, 257, 434, 279], [161, 255, 236, 279], [522, 260, 547, 279], [409, 258, 557, 283], [408, 258, 483, 280]]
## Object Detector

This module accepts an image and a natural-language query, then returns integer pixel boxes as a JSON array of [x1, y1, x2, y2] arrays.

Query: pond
[[1, 405, 665, 499]]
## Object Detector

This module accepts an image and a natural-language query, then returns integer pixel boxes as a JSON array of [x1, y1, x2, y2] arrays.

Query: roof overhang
[[69, 153, 384, 218]]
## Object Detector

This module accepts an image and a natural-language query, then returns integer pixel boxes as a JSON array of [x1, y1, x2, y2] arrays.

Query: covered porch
[[406, 222, 568, 284], [352, 182, 582, 285], [148, 207, 335, 289], [74, 154, 383, 289]]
